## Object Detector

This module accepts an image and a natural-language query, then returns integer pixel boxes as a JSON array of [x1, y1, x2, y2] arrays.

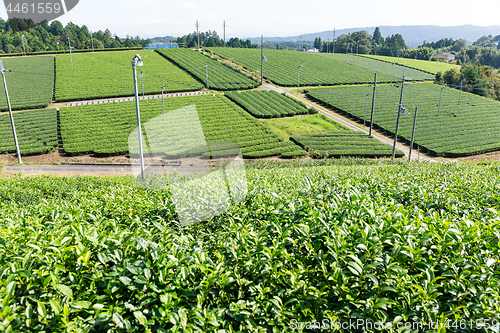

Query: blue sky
[[0, 0, 498, 38]]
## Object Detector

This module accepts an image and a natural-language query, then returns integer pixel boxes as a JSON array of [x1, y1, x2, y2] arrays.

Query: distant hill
[[149, 36, 177, 43], [248, 25, 500, 48]]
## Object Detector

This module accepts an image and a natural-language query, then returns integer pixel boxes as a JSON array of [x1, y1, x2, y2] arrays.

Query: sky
[[1, 0, 499, 39]]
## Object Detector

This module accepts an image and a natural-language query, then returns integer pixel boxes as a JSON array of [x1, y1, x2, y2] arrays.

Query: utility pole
[[261, 35, 264, 86], [132, 54, 145, 180], [196, 20, 200, 50], [369, 73, 377, 136], [297, 65, 302, 94], [21, 35, 26, 56], [437, 86, 445, 115], [57, 42, 60, 51], [392, 71, 406, 159], [357, 40, 360, 54], [0, 61, 21, 164], [390, 63, 394, 85], [408, 106, 418, 162], [68, 37, 73, 70], [345, 44, 349, 63], [140, 70, 145, 97], [458, 79, 465, 105], [161, 85, 166, 121], [364, 93, 370, 127], [223, 20, 227, 47], [91, 31, 94, 52]]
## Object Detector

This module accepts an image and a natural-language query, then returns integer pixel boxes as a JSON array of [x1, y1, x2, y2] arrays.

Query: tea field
[[0, 108, 58, 155], [321, 54, 434, 81], [0, 162, 500, 332], [157, 48, 259, 90], [261, 114, 348, 139], [291, 131, 404, 158], [307, 82, 500, 157], [225, 90, 310, 118], [60, 94, 305, 158], [207, 47, 393, 86], [0, 56, 54, 111], [55, 50, 203, 102], [359, 54, 460, 74]]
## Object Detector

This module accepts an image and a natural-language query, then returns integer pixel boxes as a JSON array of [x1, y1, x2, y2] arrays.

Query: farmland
[[157, 48, 259, 90], [0, 108, 58, 155], [207, 47, 393, 86], [291, 131, 404, 158], [60, 94, 304, 158], [1, 162, 500, 331], [225, 90, 309, 118], [307, 82, 500, 157], [321, 54, 434, 81], [0, 56, 54, 111], [55, 50, 203, 102], [359, 54, 460, 74], [261, 113, 348, 139]]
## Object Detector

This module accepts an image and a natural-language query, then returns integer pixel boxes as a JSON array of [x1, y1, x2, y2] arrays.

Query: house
[[296, 48, 306, 52], [436, 52, 455, 61], [307, 48, 319, 53]]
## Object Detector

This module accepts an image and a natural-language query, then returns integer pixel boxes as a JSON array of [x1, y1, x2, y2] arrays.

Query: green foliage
[[207, 47, 392, 86], [225, 90, 309, 118], [291, 131, 403, 158], [1, 162, 500, 331], [261, 113, 347, 139], [60, 94, 304, 158], [55, 50, 203, 102], [0, 108, 58, 155], [0, 56, 54, 111], [157, 48, 259, 90], [321, 54, 434, 81], [334, 30, 373, 54], [307, 82, 500, 157], [360, 54, 460, 74]]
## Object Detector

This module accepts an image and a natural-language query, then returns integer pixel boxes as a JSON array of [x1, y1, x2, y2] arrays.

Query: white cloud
[[182, 3, 199, 10]]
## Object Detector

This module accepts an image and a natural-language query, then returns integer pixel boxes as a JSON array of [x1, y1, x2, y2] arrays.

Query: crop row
[[60, 94, 304, 158], [224, 90, 310, 118], [0, 108, 58, 155], [0, 56, 54, 111], [359, 54, 460, 74], [55, 50, 203, 102], [307, 82, 500, 157], [207, 47, 393, 87], [322, 54, 434, 81], [157, 49, 259, 90], [291, 131, 404, 158]]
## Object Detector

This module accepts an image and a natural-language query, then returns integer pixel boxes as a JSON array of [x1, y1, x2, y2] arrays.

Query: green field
[[261, 113, 348, 139], [225, 90, 309, 118], [60, 94, 304, 158], [0, 108, 58, 155], [207, 47, 392, 86], [157, 49, 259, 90], [320, 54, 434, 81], [359, 54, 460, 74], [1, 162, 500, 331], [0, 56, 54, 111], [55, 50, 203, 102], [307, 82, 500, 157], [291, 131, 404, 158]]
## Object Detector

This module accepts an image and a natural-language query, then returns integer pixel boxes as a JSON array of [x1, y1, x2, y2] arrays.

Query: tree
[[313, 37, 322, 50], [373, 27, 383, 45]]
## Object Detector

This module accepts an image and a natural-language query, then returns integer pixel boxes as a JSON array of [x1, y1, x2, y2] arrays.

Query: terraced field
[[60, 94, 305, 158], [307, 82, 500, 157], [321, 54, 434, 81], [157, 48, 259, 90], [0, 56, 54, 111], [55, 50, 203, 102], [207, 47, 392, 86], [359, 54, 460, 74]]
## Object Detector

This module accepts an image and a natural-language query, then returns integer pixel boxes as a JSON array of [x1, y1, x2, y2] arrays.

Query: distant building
[[145, 43, 179, 50], [437, 52, 455, 61], [307, 48, 319, 53], [296, 48, 306, 52]]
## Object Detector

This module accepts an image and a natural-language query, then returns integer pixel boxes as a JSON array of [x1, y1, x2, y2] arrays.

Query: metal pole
[[345, 44, 349, 62], [161, 85, 166, 121], [409, 106, 418, 162], [206, 65, 209, 89], [68, 37, 73, 70], [57, 42, 59, 51], [132, 58, 145, 180], [223, 20, 226, 47], [297, 65, 302, 94], [369, 73, 377, 136], [392, 72, 406, 159], [357, 40, 359, 54], [437, 86, 445, 115], [458, 79, 464, 105], [397, 49, 401, 63], [261, 35, 263, 86], [391, 63, 394, 84], [0, 61, 21, 164], [196, 20, 200, 50], [141, 70, 145, 97], [364, 93, 370, 127], [21, 35, 26, 56], [91, 32, 94, 52], [415, 49, 417, 60]]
